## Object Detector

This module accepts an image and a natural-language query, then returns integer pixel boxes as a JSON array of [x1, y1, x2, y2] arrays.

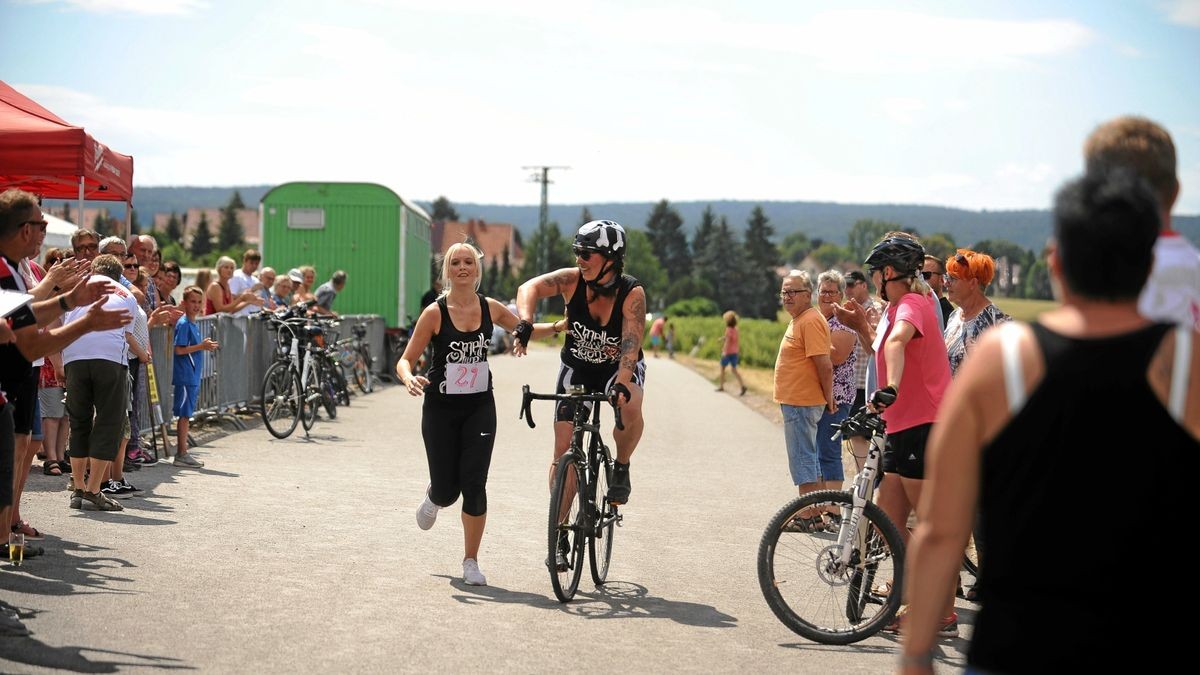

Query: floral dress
[[828, 313, 858, 406], [944, 303, 1011, 375]]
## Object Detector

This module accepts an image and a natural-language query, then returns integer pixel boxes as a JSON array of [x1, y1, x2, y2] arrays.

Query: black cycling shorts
[[882, 422, 933, 479], [553, 360, 646, 422]]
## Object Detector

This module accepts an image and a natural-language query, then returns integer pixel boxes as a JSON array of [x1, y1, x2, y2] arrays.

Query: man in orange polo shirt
[[773, 270, 836, 518]]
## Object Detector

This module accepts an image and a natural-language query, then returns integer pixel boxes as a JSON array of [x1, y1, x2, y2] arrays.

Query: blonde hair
[[440, 242, 484, 293], [723, 310, 738, 327], [216, 255, 236, 270], [1085, 116, 1178, 212]]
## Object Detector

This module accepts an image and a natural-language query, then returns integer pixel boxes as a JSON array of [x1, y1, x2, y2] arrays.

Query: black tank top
[[426, 293, 493, 398], [560, 271, 644, 378], [971, 321, 1194, 672]]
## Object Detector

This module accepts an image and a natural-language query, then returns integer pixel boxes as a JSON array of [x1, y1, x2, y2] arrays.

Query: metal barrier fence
[[137, 313, 389, 453]]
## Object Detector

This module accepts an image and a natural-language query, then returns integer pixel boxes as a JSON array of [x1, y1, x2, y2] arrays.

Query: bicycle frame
[[830, 412, 887, 569]]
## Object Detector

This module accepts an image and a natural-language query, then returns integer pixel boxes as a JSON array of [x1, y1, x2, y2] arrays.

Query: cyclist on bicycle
[[513, 220, 647, 505]]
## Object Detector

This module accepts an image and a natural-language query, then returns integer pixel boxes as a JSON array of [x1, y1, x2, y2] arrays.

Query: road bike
[[334, 323, 374, 394], [757, 408, 905, 644], [520, 384, 624, 602]]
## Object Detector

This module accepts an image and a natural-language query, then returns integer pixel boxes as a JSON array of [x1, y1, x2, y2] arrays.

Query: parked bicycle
[[520, 384, 624, 602], [757, 407, 905, 644], [334, 323, 374, 394], [260, 301, 331, 438]]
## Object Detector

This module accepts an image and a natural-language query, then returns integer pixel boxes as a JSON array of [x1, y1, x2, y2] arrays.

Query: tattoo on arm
[[619, 291, 647, 373]]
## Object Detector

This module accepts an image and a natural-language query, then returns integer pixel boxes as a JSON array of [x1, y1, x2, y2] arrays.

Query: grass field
[[993, 297, 1057, 322]]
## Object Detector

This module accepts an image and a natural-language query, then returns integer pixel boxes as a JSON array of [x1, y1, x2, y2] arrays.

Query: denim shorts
[[720, 353, 739, 368], [816, 402, 850, 482], [781, 403, 824, 486]]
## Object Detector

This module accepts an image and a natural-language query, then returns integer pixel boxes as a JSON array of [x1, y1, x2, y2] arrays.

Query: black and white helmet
[[574, 220, 627, 263]]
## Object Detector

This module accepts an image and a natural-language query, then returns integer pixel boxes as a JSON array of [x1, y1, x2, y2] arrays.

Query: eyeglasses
[[23, 220, 48, 232], [818, 290, 841, 297], [124, 263, 139, 270], [779, 289, 810, 299], [73, 243, 99, 254]]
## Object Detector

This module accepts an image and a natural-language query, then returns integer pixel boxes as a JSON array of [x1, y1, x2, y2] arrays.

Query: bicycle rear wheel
[[548, 456, 586, 602], [353, 350, 373, 394], [588, 449, 616, 586], [301, 384, 318, 431], [261, 362, 300, 439], [757, 490, 904, 644]]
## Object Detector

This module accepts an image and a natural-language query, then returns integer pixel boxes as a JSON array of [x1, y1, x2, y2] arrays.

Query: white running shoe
[[416, 492, 440, 530], [462, 558, 487, 586]]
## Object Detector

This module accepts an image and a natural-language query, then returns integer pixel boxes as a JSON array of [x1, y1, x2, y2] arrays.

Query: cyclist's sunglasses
[[573, 246, 605, 261]]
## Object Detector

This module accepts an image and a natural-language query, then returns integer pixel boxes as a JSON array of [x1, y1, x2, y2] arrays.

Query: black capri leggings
[[421, 392, 496, 517]]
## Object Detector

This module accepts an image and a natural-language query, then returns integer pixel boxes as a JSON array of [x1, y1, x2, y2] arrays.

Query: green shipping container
[[259, 182, 432, 327]]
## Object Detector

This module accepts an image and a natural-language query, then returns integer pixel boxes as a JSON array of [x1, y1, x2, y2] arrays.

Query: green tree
[[1023, 257, 1053, 299], [164, 211, 183, 243], [229, 190, 245, 210], [190, 212, 214, 258], [780, 231, 811, 266], [623, 229, 668, 309], [93, 212, 109, 237], [431, 196, 459, 221], [218, 194, 245, 251], [518, 220, 571, 315], [483, 256, 500, 297], [971, 238, 1031, 297], [811, 242, 851, 269], [921, 232, 957, 262], [644, 199, 691, 282], [62, 202, 71, 224], [701, 216, 751, 313], [578, 207, 593, 226], [495, 244, 516, 301], [691, 206, 718, 272], [742, 206, 781, 319], [847, 219, 901, 263], [129, 209, 141, 235]]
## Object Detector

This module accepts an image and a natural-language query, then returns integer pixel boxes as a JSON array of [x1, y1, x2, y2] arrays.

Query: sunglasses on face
[[921, 271, 937, 280], [573, 247, 603, 261], [124, 263, 139, 270]]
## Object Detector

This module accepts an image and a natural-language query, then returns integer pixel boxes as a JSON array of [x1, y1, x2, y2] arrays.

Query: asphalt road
[[0, 348, 972, 673]]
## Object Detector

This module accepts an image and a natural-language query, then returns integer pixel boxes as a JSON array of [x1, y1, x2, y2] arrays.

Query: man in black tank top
[[514, 220, 647, 505], [899, 170, 1199, 671]]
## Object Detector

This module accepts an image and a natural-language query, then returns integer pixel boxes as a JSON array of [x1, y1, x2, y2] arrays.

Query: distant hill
[[48, 186, 1199, 254]]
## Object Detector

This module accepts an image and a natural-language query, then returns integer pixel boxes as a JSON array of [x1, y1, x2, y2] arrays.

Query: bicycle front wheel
[[353, 350, 373, 394], [588, 450, 616, 586], [757, 490, 904, 645], [261, 362, 301, 439], [548, 456, 586, 602], [301, 384, 319, 431]]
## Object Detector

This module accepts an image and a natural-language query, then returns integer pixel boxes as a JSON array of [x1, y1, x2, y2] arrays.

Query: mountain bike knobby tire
[[757, 489, 905, 644]]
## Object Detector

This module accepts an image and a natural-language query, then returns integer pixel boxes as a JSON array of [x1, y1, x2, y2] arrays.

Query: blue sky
[[3, 0, 1199, 213]]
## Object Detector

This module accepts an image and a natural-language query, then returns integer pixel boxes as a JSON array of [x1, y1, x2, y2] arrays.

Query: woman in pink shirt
[[715, 310, 747, 396], [862, 235, 955, 636]]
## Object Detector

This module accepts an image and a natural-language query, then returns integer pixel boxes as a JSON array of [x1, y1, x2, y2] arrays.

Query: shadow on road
[[442, 577, 738, 629], [1, 538, 141, 598]]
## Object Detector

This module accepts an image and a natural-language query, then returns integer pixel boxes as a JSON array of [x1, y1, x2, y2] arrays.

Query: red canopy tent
[[0, 79, 134, 233]]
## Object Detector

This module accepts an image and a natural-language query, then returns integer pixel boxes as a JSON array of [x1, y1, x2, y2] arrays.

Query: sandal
[[782, 514, 826, 533], [43, 460, 62, 476], [12, 522, 44, 541], [58, 460, 72, 474]]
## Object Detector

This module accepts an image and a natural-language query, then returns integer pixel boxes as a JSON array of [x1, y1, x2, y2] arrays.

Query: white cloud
[[882, 97, 926, 124], [16, 0, 209, 15], [1161, 0, 1200, 27]]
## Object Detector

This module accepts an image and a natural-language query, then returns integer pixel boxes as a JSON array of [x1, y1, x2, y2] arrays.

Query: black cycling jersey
[[560, 271, 643, 379], [425, 293, 493, 398]]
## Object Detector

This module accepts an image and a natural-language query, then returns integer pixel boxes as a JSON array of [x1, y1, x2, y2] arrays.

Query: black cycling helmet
[[574, 220, 627, 294], [863, 236, 925, 277]]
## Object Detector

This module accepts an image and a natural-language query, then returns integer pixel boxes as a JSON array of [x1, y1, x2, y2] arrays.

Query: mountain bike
[[757, 408, 905, 644], [520, 384, 624, 602]]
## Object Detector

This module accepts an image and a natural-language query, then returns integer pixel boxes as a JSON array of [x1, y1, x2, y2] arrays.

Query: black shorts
[[882, 422, 933, 479], [11, 365, 38, 435], [554, 360, 646, 422]]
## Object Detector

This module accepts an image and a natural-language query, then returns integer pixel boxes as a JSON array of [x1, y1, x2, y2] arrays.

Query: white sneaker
[[173, 453, 204, 468], [462, 558, 487, 586], [416, 492, 440, 530]]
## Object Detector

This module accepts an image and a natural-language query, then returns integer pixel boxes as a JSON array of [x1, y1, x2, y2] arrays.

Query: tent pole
[[77, 176, 84, 228]]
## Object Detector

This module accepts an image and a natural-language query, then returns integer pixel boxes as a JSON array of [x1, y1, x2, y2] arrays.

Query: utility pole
[[522, 165, 569, 317]]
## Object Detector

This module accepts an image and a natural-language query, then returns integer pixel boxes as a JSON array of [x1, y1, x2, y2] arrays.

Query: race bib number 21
[[446, 361, 489, 395]]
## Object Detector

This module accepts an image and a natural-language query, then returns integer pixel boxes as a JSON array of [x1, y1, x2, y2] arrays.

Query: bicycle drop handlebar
[[520, 384, 625, 432]]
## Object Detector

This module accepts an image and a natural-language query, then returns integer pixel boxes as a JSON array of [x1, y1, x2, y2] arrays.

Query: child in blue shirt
[[173, 286, 218, 467]]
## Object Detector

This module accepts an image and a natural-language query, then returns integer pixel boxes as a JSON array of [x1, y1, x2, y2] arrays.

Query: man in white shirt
[[229, 249, 263, 317], [1085, 116, 1200, 329], [61, 254, 141, 511]]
